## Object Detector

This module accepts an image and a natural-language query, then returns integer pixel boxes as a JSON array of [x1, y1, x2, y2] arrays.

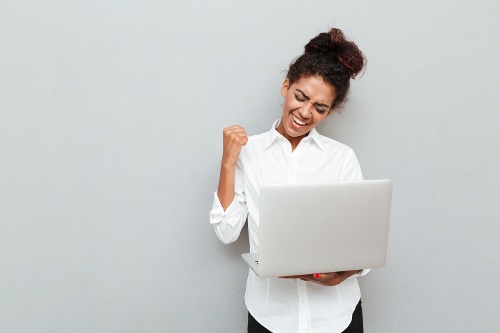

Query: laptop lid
[[242, 179, 393, 278]]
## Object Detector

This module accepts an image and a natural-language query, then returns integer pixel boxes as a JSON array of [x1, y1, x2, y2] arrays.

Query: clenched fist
[[222, 125, 248, 166]]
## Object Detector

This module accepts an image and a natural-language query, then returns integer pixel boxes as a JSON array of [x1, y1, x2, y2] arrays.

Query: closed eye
[[294, 89, 331, 112], [315, 106, 327, 114], [294, 94, 305, 102]]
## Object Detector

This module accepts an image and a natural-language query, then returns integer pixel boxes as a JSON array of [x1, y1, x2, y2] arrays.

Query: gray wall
[[1, 0, 499, 332]]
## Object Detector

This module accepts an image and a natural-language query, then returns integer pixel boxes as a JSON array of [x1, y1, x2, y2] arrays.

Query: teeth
[[292, 114, 306, 126]]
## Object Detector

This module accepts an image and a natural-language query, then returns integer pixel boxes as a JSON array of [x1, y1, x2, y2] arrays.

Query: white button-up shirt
[[210, 121, 369, 333]]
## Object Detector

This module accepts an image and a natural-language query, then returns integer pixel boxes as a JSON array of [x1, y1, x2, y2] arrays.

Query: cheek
[[314, 114, 329, 123], [283, 97, 300, 111]]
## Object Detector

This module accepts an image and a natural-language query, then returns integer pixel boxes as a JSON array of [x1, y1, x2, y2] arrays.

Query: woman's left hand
[[280, 270, 362, 286]]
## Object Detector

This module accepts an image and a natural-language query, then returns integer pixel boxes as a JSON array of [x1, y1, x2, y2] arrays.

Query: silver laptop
[[242, 179, 393, 278]]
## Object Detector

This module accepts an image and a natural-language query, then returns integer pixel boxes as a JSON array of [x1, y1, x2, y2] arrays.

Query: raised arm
[[209, 125, 249, 244], [217, 125, 248, 209]]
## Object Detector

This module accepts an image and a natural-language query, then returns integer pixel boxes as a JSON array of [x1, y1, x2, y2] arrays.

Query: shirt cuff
[[209, 192, 241, 227], [352, 268, 371, 278]]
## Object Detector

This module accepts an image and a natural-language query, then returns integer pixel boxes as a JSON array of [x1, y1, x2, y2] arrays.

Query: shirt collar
[[265, 119, 325, 151], [307, 127, 325, 151]]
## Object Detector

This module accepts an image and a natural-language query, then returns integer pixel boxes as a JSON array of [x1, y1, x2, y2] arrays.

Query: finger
[[226, 132, 248, 146], [225, 125, 243, 130], [279, 275, 301, 279], [279, 274, 310, 279], [320, 273, 338, 279], [233, 131, 248, 141], [226, 127, 246, 134], [224, 128, 247, 138], [313, 273, 326, 279], [312, 272, 337, 281], [224, 125, 246, 136], [230, 134, 248, 146]]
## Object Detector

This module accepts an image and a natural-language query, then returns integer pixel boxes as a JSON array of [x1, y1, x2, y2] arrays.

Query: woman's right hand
[[222, 125, 248, 167]]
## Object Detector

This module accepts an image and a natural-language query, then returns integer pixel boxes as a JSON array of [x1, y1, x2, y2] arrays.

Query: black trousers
[[248, 301, 363, 333]]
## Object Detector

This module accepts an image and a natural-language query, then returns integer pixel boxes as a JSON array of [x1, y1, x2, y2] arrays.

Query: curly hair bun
[[304, 28, 365, 79]]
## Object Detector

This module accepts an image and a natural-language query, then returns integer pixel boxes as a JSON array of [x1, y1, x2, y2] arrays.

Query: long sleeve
[[209, 159, 248, 244], [340, 148, 364, 181]]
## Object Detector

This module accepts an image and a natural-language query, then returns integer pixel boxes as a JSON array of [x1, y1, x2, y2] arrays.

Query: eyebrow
[[295, 89, 331, 109]]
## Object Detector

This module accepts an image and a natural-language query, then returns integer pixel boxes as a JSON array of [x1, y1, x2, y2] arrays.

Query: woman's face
[[277, 75, 336, 147]]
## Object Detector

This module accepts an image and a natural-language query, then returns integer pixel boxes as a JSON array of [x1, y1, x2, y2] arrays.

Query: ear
[[281, 78, 290, 97]]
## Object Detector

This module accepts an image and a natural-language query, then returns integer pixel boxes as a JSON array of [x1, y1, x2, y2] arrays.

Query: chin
[[286, 127, 308, 138]]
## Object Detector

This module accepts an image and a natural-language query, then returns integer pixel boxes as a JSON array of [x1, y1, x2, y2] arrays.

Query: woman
[[209, 28, 368, 333]]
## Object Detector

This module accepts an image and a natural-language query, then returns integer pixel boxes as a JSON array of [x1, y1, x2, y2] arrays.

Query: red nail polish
[[314, 273, 320, 278]]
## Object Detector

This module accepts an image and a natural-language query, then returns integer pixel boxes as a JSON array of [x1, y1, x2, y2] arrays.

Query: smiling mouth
[[292, 114, 308, 126]]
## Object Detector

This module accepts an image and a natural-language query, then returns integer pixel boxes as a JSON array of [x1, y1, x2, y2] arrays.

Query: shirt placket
[[287, 144, 302, 182], [297, 279, 310, 333], [290, 142, 310, 332]]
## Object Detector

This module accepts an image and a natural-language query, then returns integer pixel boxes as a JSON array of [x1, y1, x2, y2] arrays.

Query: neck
[[276, 120, 308, 151]]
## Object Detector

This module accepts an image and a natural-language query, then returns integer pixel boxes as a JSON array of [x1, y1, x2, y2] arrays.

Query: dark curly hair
[[287, 28, 366, 110]]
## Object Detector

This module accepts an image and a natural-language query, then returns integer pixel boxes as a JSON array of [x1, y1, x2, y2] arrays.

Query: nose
[[298, 102, 313, 118]]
